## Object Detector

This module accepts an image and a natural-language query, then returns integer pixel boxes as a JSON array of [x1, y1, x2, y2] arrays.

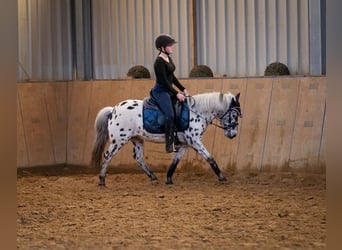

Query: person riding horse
[[150, 34, 190, 153]]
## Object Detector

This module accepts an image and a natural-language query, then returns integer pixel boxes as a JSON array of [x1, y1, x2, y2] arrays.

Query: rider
[[151, 34, 190, 153]]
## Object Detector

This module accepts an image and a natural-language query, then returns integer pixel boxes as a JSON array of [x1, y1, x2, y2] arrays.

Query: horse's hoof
[[150, 175, 158, 181], [151, 179, 159, 185], [98, 183, 107, 188], [219, 176, 228, 183], [166, 178, 173, 185], [99, 176, 106, 187]]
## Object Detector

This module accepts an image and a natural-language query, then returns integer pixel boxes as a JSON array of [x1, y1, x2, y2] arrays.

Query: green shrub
[[264, 62, 290, 76], [127, 65, 151, 79], [189, 65, 214, 78]]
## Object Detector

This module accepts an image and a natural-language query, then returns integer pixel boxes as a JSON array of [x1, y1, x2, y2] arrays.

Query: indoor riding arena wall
[[17, 76, 326, 173]]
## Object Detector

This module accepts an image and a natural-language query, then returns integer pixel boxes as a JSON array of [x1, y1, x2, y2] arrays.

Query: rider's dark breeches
[[151, 88, 175, 123]]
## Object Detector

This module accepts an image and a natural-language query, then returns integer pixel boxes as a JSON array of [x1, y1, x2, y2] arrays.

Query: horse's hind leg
[[99, 141, 126, 187], [166, 146, 187, 185], [132, 139, 157, 181]]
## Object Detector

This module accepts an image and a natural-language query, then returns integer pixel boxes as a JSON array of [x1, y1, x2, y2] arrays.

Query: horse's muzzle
[[227, 133, 236, 139], [225, 129, 237, 139]]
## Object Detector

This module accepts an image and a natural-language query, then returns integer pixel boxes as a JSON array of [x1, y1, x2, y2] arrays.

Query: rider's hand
[[176, 92, 186, 102], [183, 89, 190, 97]]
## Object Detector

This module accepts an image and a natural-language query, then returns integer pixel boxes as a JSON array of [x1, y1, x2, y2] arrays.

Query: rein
[[210, 121, 226, 130]]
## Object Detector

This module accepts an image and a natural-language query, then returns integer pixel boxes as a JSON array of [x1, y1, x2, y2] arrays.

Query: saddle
[[142, 92, 189, 134]]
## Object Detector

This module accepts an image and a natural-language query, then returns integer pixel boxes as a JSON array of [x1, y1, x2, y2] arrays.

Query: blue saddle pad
[[143, 98, 189, 134]]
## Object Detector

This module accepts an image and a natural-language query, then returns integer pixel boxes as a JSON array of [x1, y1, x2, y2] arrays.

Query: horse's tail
[[90, 106, 113, 169]]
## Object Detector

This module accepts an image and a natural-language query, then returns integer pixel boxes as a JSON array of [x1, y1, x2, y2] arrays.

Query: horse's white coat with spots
[[91, 92, 242, 186]]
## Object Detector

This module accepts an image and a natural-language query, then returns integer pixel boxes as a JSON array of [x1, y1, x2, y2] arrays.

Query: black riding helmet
[[155, 34, 177, 50]]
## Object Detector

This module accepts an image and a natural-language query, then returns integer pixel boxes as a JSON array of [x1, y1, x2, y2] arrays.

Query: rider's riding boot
[[174, 133, 181, 151], [165, 123, 175, 153]]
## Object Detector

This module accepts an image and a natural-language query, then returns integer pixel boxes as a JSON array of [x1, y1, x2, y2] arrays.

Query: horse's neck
[[193, 93, 229, 120]]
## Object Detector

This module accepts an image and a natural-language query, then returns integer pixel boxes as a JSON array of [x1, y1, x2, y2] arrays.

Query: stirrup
[[172, 143, 179, 152], [166, 143, 179, 153], [166, 143, 174, 153]]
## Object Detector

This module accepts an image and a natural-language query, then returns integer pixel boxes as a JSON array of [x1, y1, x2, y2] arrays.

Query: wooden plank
[[289, 77, 327, 169], [67, 81, 93, 165], [17, 90, 29, 167], [44, 82, 68, 164], [144, 141, 174, 172], [109, 79, 133, 105], [18, 83, 55, 166], [318, 104, 326, 172], [211, 78, 247, 171], [16, 77, 327, 175], [129, 79, 154, 99], [83, 81, 114, 166], [236, 78, 273, 170], [261, 78, 300, 170], [180, 78, 199, 95]]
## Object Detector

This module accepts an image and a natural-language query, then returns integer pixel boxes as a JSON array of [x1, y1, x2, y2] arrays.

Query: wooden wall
[[17, 77, 326, 172]]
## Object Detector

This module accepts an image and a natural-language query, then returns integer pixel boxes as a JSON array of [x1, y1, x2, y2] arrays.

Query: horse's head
[[221, 92, 243, 139]]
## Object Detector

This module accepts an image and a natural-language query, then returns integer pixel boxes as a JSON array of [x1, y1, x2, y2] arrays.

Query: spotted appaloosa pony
[[91, 92, 242, 186]]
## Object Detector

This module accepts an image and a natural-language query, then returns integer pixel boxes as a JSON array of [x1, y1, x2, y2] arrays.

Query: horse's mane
[[191, 92, 234, 114]]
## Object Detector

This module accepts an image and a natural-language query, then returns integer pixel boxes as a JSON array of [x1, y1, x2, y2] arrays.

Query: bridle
[[212, 106, 242, 130], [186, 95, 242, 130]]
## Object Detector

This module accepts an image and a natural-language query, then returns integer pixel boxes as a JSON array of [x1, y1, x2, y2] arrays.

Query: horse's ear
[[235, 92, 240, 101]]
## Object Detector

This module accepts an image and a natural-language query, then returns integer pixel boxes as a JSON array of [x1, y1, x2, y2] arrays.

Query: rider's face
[[164, 45, 173, 54]]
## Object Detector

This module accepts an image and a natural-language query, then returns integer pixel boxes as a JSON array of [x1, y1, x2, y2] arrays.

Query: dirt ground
[[17, 165, 326, 249]]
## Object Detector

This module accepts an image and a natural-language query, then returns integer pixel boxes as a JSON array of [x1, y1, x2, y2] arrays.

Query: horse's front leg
[[166, 146, 187, 185], [207, 158, 227, 182], [191, 140, 227, 183]]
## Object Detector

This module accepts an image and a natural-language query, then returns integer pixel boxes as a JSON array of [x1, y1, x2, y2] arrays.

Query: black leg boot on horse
[[165, 122, 177, 153]]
